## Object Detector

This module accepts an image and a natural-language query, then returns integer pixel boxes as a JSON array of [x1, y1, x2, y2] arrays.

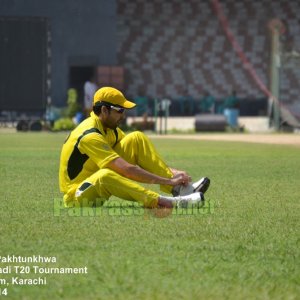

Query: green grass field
[[0, 132, 299, 300]]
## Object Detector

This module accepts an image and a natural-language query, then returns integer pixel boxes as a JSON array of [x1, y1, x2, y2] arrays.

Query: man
[[59, 87, 210, 209], [199, 91, 215, 114], [83, 75, 98, 117]]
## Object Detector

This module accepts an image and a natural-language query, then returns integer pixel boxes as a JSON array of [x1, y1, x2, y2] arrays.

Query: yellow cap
[[93, 87, 136, 109]]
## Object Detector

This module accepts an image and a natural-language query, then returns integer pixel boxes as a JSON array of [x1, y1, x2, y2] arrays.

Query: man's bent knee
[[126, 131, 147, 142]]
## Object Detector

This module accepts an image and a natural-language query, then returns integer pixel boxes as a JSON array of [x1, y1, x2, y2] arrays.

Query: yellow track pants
[[74, 132, 173, 208]]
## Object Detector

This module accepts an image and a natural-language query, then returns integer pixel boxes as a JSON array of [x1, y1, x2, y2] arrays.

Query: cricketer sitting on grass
[[59, 87, 210, 209]]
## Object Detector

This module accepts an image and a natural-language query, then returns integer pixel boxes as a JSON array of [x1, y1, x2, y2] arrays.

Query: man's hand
[[169, 168, 191, 186], [168, 172, 191, 187]]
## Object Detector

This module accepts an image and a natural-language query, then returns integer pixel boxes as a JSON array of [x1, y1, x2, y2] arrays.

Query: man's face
[[101, 107, 125, 130]]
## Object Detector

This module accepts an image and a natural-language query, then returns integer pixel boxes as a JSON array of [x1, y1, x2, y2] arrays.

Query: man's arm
[[107, 157, 190, 187]]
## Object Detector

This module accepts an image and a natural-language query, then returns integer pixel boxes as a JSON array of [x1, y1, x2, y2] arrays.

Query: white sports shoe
[[172, 177, 210, 196], [192, 177, 210, 194], [175, 192, 205, 208]]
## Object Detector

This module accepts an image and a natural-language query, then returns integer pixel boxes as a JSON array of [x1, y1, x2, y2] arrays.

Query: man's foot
[[172, 177, 210, 196], [192, 177, 210, 194], [175, 192, 205, 208], [159, 192, 205, 208]]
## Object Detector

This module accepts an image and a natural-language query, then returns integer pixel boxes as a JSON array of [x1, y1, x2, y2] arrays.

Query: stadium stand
[[116, 0, 300, 124]]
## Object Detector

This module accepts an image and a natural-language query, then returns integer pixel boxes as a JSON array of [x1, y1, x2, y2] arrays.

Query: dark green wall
[[0, 0, 117, 108]]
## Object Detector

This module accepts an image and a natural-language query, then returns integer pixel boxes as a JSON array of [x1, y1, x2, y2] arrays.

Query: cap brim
[[122, 100, 136, 109]]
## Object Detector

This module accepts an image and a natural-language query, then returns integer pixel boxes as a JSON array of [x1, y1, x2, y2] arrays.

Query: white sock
[[159, 192, 203, 203]]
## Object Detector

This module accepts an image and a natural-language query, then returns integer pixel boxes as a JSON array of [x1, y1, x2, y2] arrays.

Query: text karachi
[[12, 277, 47, 285]]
